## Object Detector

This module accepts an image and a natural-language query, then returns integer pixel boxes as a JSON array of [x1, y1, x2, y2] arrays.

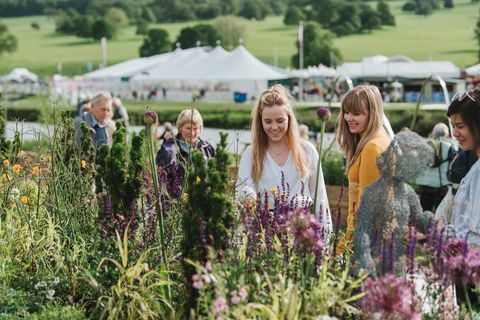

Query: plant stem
[[463, 284, 473, 317], [312, 120, 325, 215], [146, 124, 171, 299]]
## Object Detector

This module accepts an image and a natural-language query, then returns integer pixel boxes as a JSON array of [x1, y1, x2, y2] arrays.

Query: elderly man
[[75, 92, 114, 149]]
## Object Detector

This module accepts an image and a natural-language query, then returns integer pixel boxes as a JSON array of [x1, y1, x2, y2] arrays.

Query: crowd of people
[[74, 84, 480, 304]]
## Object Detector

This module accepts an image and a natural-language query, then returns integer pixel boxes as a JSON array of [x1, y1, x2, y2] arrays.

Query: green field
[[0, 0, 478, 76]]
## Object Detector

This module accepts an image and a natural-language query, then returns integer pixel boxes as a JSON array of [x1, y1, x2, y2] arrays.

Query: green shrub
[[26, 305, 87, 320], [322, 151, 348, 186]]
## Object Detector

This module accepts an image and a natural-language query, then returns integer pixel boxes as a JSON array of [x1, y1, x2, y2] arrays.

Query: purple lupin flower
[[406, 226, 417, 274], [316, 106, 331, 121], [388, 231, 396, 273]]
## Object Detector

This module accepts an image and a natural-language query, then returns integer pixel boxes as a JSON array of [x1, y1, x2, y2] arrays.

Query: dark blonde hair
[[251, 84, 308, 182], [336, 84, 387, 170]]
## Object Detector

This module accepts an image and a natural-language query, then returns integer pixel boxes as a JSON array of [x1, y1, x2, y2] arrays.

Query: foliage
[[213, 15, 246, 49], [291, 21, 342, 68], [182, 132, 235, 309], [0, 22, 17, 56], [283, 5, 305, 25], [105, 7, 129, 31], [139, 28, 171, 57], [444, 0, 455, 8], [31, 22, 40, 30], [136, 19, 149, 35], [85, 227, 173, 319], [359, 3, 382, 32], [26, 305, 87, 320], [377, 0, 396, 26], [174, 24, 219, 49], [97, 125, 144, 237], [238, 0, 271, 20], [321, 151, 348, 186]]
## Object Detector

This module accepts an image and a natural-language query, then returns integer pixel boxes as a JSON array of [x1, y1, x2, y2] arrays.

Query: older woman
[[156, 108, 215, 187]]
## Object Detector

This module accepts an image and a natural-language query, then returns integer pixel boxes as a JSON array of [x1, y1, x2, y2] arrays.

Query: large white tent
[[337, 55, 461, 80], [466, 63, 480, 77], [1, 68, 38, 83]]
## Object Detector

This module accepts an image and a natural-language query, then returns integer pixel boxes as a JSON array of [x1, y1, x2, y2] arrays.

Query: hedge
[[5, 107, 449, 137]]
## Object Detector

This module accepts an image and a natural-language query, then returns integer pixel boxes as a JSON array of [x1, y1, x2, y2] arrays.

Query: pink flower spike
[[239, 287, 248, 301]]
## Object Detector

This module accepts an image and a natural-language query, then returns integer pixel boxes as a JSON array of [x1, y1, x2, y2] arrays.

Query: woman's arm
[[358, 142, 385, 204], [306, 142, 332, 232], [235, 146, 257, 202]]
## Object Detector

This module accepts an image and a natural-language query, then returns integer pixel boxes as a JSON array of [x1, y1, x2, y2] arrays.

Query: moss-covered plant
[[182, 132, 235, 310], [97, 124, 144, 237]]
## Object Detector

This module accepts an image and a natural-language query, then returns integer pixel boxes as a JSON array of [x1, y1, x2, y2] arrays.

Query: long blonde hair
[[251, 84, 308, 182], [336, 84, 386, 170]]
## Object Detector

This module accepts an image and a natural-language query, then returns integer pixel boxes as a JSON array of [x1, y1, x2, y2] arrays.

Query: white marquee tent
[[337, 55, 461, 80], [466, 63, 480, 77], [1, 68, 39, 83]]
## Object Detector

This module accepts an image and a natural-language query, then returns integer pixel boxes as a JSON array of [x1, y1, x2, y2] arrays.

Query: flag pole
[[298, 21, 304, 102]]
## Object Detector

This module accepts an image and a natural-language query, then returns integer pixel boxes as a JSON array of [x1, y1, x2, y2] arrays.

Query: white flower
[[51, 277, 60, 285], [10, 188, 20, 198], [45, 289, 55, 300], [34, 281, 47, 290]]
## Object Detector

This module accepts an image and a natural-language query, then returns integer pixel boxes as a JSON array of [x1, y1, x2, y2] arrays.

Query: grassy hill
[[0, 0, 478, 77]]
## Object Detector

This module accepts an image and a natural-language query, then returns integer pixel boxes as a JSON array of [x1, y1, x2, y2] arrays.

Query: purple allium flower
[[362, 274, 419, 320], [284, 208, 325, 257], [316, 106, 331, 121], [144, 110, 158, 126], [441, 237, 480, 285]]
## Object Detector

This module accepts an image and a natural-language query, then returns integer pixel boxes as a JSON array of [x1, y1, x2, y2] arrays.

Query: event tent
[[1, 68, 38, 83], [201, 45, 287, 81], [466, 63, 480, 77], [337, 55, 461, 80], [132, 47, 208, 82], [83, 48, 198, 80]]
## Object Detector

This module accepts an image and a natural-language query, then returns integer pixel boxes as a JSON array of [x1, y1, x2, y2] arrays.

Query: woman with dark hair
[[447, 88, 480, 246]]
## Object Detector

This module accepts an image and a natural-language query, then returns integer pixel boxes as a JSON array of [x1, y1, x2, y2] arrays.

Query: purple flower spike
[[316, 106, 331, 121], [144, 110, 158, 126]]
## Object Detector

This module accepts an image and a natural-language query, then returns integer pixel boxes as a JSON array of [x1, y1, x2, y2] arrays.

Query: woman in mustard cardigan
[[336, 84, 391, 252]]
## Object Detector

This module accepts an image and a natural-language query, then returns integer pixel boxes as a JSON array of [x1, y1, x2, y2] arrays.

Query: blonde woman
[[156, 108, 215, 186], [336, 84, 391, 252], [236, 84, 332, 232]]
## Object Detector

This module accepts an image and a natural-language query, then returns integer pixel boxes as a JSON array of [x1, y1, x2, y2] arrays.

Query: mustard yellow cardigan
[[338, 134, 390, 252]]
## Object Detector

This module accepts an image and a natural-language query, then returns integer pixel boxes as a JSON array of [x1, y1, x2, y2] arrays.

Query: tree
[[291, 22, 342, 68], [377, 0, 396, 26], [359, 3, 381, 32], [238, 0, 271, 20], [73, 14, 94, 38], [284, 5, 305, 25], [444, 0, 454, 8], [214, 15, 246, 49], [90, 18, 116, 40], [0, 23, 17, 56], [174, 24, 219, 49], [139, 28, 171, 57], [415, 0, 433, 16], [136, 19, 149, 35], [331, 2, 361, 36], [105, 7, 129, 30]]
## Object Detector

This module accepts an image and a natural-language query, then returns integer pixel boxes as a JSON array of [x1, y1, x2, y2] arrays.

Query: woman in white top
[[236, 84, 332, 232], [447, 88, 480, 246]]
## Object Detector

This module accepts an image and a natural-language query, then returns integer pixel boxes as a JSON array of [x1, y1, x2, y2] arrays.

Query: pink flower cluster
[[362, 274, 420, 320], [442, 238, 480, 285], [284, 208, 324, 256]]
